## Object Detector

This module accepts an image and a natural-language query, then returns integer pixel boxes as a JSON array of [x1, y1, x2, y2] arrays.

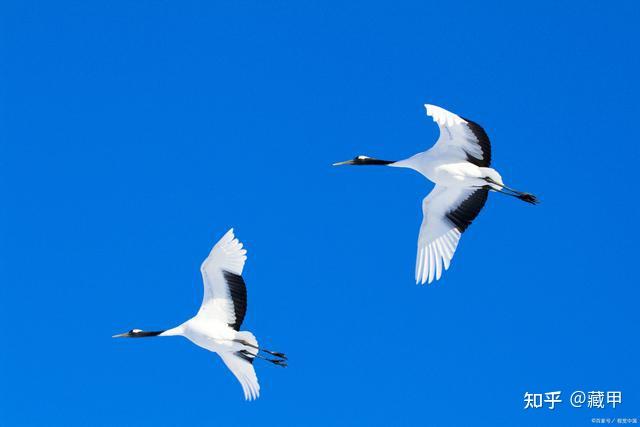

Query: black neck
[[133, 330, 165, 338], [354, 158, 395, 165]]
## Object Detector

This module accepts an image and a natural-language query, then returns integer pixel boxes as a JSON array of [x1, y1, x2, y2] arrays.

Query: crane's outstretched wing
[[424, 104, 491, 167], [416, 185, 489, 284], [219, 351, 260, 401], [198, 229, 248, 330]]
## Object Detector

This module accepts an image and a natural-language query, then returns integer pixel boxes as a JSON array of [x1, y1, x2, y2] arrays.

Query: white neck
[[388, 152, 430, 173], [159, 325, 185, 337]]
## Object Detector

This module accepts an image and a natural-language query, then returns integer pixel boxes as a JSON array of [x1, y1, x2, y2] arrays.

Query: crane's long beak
[[332, 159, 356, 166], [112, 331, 131, 338]]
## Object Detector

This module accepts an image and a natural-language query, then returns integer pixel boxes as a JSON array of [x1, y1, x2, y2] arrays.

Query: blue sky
[[1, 1, 639, 426]]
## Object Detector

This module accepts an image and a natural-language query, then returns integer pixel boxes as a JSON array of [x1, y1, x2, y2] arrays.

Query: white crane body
[[114, 229, 286, 401], [334, 104, 537, 285]]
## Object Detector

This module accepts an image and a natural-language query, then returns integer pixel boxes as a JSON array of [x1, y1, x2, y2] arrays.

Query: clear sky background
[[1, 1, 639, 426]]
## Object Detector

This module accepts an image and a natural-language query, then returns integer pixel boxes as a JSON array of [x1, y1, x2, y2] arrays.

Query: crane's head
[[112, 328, 164, 338], [332, 155, 396, 166]]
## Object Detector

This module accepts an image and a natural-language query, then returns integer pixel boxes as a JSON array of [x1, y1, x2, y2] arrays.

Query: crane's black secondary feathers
[[446, 189, 489, 233], [223, 270, 247, 331], [460, 117, 492, 167]]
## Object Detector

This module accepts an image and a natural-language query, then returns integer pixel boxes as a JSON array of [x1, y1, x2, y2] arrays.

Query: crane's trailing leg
[[239, 350, 288, 367], [235, 339, 288, 361], [484, 177, 539, 204]]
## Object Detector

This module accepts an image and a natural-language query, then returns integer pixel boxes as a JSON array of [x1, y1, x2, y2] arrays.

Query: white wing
[[219, 351, 260, 401], [416, 185, 489, 284], [424, 104, 492, 167], [198, 229, 248, 329]]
